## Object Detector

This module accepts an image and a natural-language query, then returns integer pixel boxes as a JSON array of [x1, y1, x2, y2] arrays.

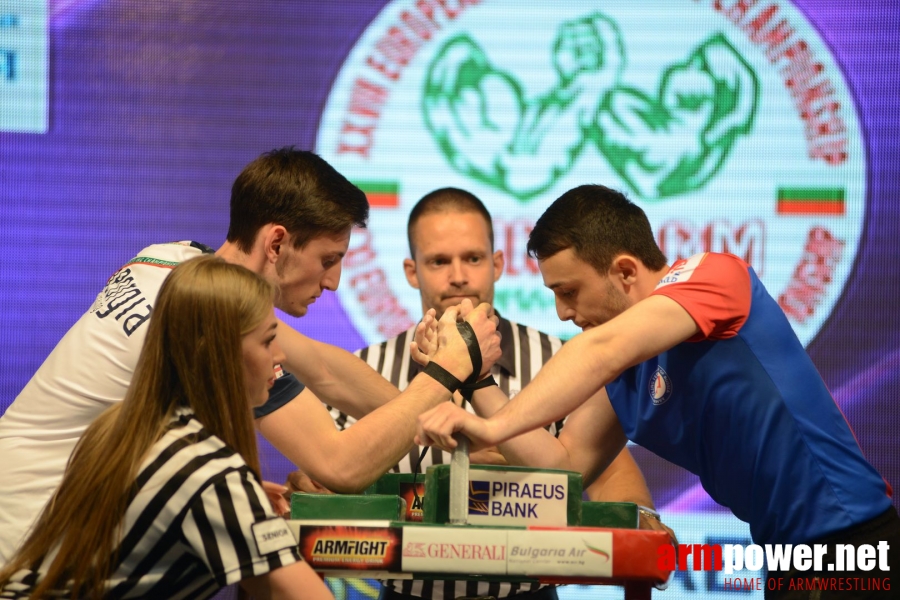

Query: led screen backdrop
[[1, 1, 898, 597]]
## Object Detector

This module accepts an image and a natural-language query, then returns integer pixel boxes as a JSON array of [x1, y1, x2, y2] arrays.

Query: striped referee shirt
[[1, 408, 299, 600], [330, 317, 563, 600]]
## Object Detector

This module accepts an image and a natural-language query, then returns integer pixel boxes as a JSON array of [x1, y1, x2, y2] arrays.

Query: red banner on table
[[298, 524, 403, 571]]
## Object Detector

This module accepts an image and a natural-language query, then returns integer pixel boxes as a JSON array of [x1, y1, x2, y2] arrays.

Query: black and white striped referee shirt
[[330, 317, 563, 600], [1, 408, 300, 600]]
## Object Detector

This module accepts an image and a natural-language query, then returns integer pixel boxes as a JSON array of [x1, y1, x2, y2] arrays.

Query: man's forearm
[[315, 374, 454, 491], [269, 303, 500, 492], [470, 386, 574, 470], [260, 376, 451, 493], [302, 339, 400, 418], [482, 295, 700, 446], [483, 341, 605, 448], [277, 321, 399, 419]]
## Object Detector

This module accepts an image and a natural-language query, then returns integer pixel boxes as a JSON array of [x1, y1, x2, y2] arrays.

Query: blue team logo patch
[[468, 480, 490, 515], [649, 366, 673, 405]]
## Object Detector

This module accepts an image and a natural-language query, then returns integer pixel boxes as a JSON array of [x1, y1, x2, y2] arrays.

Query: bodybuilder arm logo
[[422, 13, 758, 201]]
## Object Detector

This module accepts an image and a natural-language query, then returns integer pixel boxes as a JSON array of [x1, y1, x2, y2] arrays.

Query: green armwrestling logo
[[317, 0, 865, 347], [422, 19, 758, 201]]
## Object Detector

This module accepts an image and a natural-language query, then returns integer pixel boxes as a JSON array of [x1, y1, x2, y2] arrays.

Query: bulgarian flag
[[777, 187, 845, 215], [356, 181, 399, 208]]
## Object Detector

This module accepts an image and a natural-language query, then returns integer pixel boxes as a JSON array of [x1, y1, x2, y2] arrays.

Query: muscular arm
[[261, 304, 501, 493], [417, 295, 698, 466], [583, 447, 652, 505], [275, 320, 400, 419], [479, 295, 698, 447], [468, 383, 649, 505], [258, 376, 451, 493]]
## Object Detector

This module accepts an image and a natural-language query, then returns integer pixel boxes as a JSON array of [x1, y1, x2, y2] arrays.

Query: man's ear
[[263, 225, 288, 264], [403, 258, 420, 290], [492, 249, 505, 283], [611, 254, 639, 285]]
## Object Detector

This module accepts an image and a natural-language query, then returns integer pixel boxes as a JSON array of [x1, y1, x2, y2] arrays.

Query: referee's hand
[[262, 481, 291, 517]]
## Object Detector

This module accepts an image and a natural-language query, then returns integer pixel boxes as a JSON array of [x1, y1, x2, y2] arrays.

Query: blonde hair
[[0, 255, 275, 598]]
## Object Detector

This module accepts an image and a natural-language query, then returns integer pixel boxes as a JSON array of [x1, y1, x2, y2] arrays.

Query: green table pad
[[290, 492, 406, 521]]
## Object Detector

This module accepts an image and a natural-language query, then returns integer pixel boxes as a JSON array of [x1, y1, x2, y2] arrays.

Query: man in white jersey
[[0, 149, 501, 562], [297, 188, 663, 600]]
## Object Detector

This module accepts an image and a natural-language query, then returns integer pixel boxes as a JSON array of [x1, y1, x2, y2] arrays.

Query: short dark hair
[[527, 184, 667, 273], [226, 147, 369, 252], [406, 187, 494, 257]]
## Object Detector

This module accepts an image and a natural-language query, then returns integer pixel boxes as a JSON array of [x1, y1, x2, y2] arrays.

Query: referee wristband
[[423, 361, 462, 394]]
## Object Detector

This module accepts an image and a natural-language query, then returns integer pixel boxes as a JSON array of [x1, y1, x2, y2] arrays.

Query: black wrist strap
[[455, 321, 482, 385], [422, 320, 484, 393], [423, 361, 462, 393], [460, 374, 498, 402]]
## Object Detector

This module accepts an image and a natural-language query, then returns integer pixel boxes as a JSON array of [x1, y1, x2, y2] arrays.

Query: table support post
[[448, 433, 470, 525]]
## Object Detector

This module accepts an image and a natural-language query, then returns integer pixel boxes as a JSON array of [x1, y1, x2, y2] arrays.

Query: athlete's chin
[[279, 304, 308, 318]]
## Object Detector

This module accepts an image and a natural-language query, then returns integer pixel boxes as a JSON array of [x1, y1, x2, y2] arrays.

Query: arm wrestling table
[[288, 439, 672, 600]]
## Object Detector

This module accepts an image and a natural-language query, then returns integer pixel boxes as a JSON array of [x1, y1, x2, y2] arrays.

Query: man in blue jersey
[[415, 184, 899, 599]]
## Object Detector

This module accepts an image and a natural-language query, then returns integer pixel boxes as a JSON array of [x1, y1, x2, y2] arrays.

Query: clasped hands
[[411, 299, 503, 453], [410, 299, 501, 384]]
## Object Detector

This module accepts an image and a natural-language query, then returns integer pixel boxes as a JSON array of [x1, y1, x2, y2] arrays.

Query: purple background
[[1, 0, 898, 520]]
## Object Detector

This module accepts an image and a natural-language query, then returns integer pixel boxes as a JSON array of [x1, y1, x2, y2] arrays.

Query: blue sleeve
[[253, 371, 305, 419]]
